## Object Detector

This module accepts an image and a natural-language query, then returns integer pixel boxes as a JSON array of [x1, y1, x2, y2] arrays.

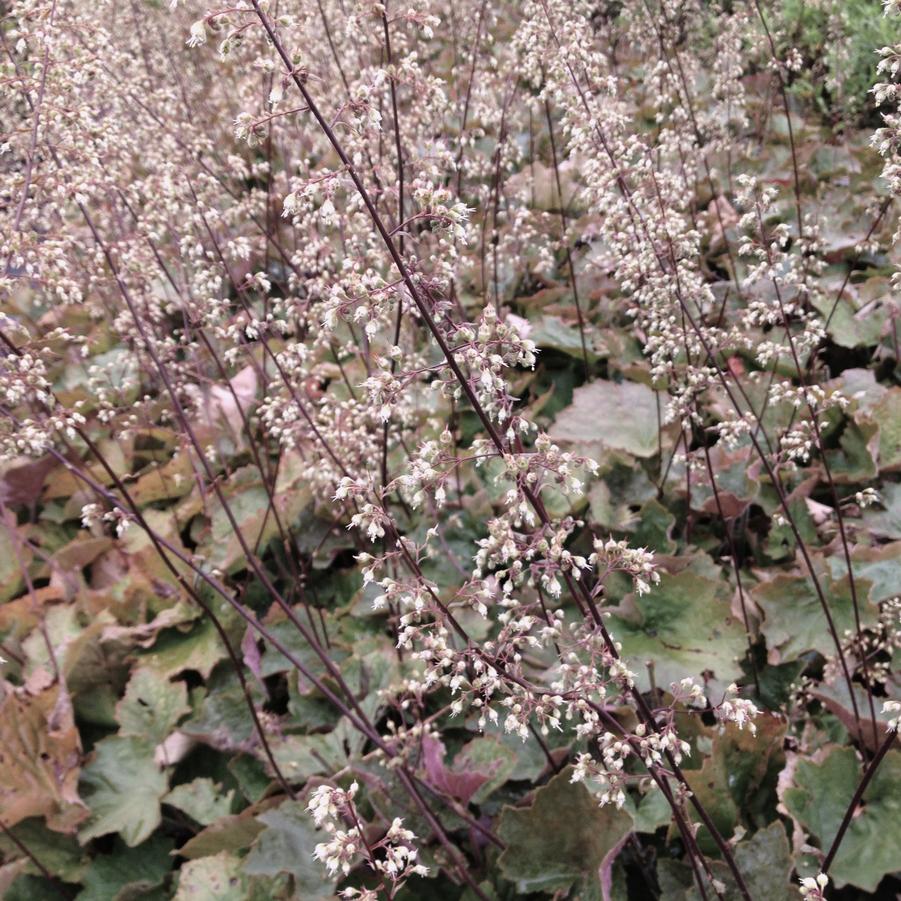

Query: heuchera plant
[[0, 0, 899, 898]]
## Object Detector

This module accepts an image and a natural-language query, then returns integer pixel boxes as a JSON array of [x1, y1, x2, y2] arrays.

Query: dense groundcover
[[1, 0, 900, 898]]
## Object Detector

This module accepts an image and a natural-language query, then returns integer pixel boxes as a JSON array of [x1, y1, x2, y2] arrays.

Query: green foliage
[[78, 737, 169, 847], [242, 801, 336, 898], [163, 778, 235, 826], [173, 853, 252, 901], [78, 835, 174, 901], [496, 767, 632, 895], [608, 563, 749, 690], [116, 668, 190, 746], [548, 379, 666, 458], [774, 0, 901, 124], [782, 746, 901, 891], [659, 822, 795, 901]]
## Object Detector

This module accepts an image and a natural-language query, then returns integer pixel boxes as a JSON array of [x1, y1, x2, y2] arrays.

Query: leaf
[[729, 821, 794, 901], [228, 755, 272, 805], [163, 778, 235, 826], [98, 602, 198, 651], [493, 728, 553, 783], [764, 497, 817, 562], [0, 864, 30, 899], [78, 736, 169, 847], [754, 659, 805, 711], [77, 835, 173, 901], [200, 463, 310, 574], [139, 618, 226, 680], [0, 818, 85, 882], [825, 540, 901, 603], [528, 314, 602, 362], [21, 603, 93, 683], [116, 668, 189, 745], [752, 571, 877, 662], [587, 454, 657, 532], [781, 745, 901, 892], [263, 731, 347, 783], [421, 734, 491, 805], [0, 524, 25, 602], [344, 636, 401, 724], [454, 735, 519, 805], [869, 387, 901, 472], [4, 874, 62, 901], [0, 456, 55, 508], [173, 852, 249, 901], [179, 811, 266, 860], [549, 379, 664, 458], [0, 682, 86, 831], [824, 417, 878, 483], [197, 364, 258, 438], [203, 469, 276, 574], [241, 627, 264, 688], [181, 675, 260, 751], [496, 766, 632, 894], [129, 452, 195, 507], [683, 717, 786, 851], [258, 618, 348, 680], [607, 567, 748, 690], [810, 681, 892, 753], [631, 785, 672, 834], [658, 821, 794, 901], [117, 507, 194, 589], [813, 291, 885, 349], [243, 800, 336, 898], [684, 443, 760, 519], [630, 498, 676, 553], [864, 481, 901, 538]]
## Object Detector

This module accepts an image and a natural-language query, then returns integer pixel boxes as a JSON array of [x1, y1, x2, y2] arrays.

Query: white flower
[[884, 699, 901, 732], [186, 20, 206, 48], [854, 487, 880, 509], [798, 873, 828, 898], [80, 503, 102, 529]]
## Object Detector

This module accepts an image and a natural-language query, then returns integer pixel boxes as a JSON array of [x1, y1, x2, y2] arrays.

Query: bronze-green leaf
[[497, 766, 632, 894]]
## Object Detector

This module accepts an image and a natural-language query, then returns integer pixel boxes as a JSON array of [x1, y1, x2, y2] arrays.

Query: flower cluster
[[798, 873, 829, 900], [309, 782, 428, 892]]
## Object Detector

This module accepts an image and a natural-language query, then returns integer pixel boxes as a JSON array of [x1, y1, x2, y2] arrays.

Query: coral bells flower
[[313, 829, 361, 876], [716, 684, 760, 735], [307, 782, 359, 827], [798, 873, 829, 899], [884, 699, 901, 732], [592, 538, 660, 596], [186, 19, 206, 47]]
